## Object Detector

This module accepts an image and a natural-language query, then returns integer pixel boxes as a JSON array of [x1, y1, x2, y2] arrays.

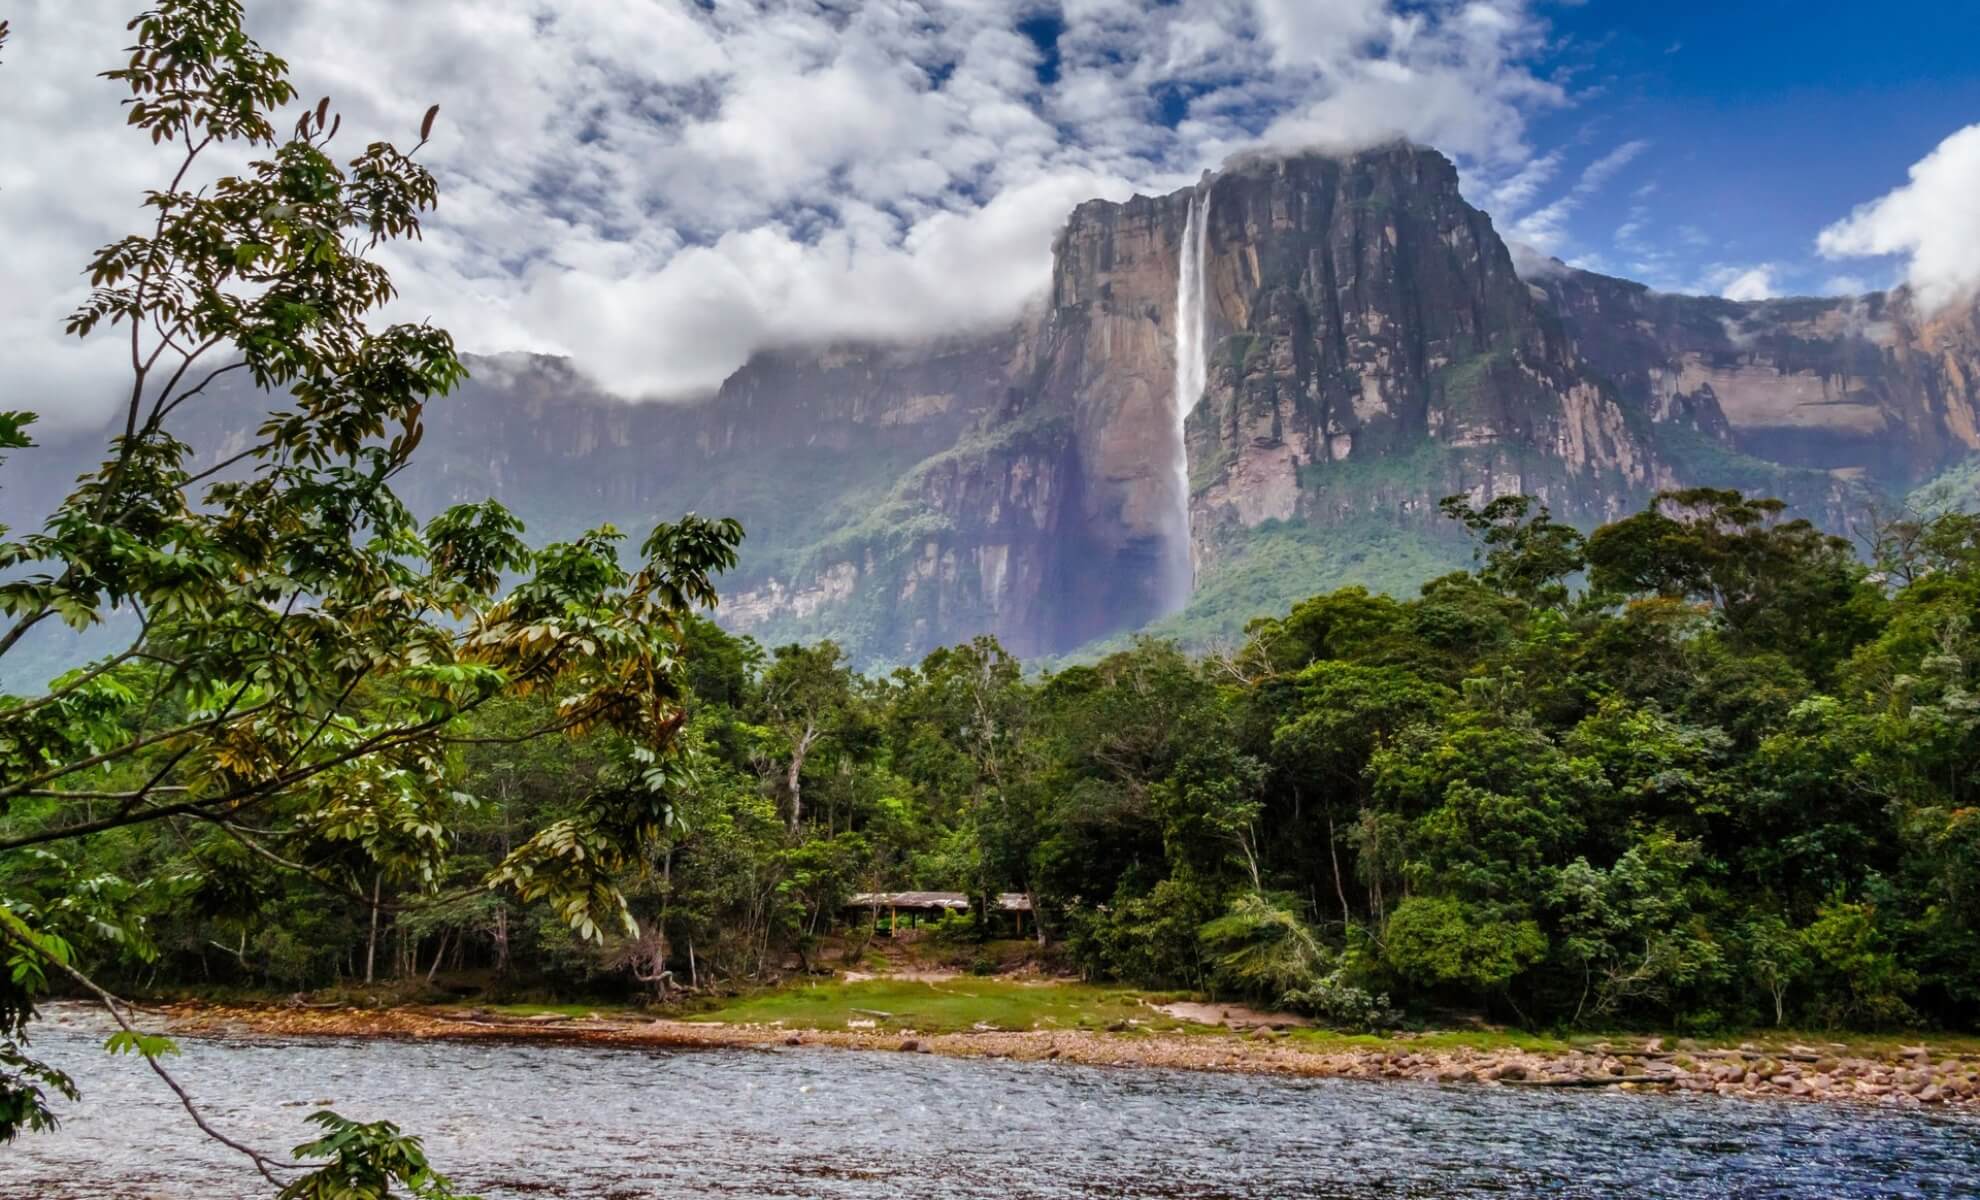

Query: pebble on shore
[[159, 1004, 1980, 1110]]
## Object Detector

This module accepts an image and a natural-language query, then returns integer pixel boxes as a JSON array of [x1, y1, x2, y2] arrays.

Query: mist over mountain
[[9, 143, 1980, 677]]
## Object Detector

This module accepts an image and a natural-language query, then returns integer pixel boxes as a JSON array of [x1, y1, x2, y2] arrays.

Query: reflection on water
[[5, 1007, 1978, 1199]]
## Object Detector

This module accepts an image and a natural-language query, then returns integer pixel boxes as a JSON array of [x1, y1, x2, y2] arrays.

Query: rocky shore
[[158, 1003, 1980, 1110]]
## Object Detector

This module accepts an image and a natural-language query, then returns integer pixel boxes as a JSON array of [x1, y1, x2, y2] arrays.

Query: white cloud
[[1817, 123, 1980, 313], [1507, 138, 1648, 255], [3, 0, 1568, 427], [1699, 263, 1779, 302], [1578, 139, 1651, 192], [1506, 241, 1567, 278], [1481, 149, 1562, 216], [1613, 213, 1647, 249]]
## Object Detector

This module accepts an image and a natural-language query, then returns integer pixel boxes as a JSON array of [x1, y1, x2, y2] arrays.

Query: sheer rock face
[[1036, 186, 1198, 581], [712, 147, 1978, 661], [1156, 148, 1668, 578], [19, 147, 1980, 669], [1535, 269, 1980, 480], [1011, 145, 1675, 621], [435, 335, 1107, 661], [718, 405, 1122, 661]]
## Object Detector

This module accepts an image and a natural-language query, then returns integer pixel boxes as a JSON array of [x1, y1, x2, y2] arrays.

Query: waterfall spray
[[1168, 185, 1210, 612]]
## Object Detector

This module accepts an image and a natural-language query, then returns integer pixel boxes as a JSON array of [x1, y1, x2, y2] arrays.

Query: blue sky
[[1517, 1, 1980, 294]]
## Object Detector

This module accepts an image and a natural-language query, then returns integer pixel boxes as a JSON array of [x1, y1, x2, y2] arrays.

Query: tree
[[0, 2, 740, 1188], [1547, 830, 1726, 1022], [1586, 488, 1881, 680], [1439, 493, 1587, 608], [754, 642, 859, 834], [1198, 890, 1328, 1000], [1383, 894, 1546, 995], [1738, 914, 1810, 1026], [1269, 662, 1455, 925], [886, 638, 1044, 932]]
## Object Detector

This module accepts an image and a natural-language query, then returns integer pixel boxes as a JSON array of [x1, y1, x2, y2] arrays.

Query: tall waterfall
[[1167, 187, 1210, 612]]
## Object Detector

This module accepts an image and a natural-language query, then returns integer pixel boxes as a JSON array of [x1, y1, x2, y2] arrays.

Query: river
[[4, 1010, 1977, 1198]]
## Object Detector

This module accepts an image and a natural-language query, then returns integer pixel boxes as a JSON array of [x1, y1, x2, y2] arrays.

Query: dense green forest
[[13, 487, 1980, 1039]]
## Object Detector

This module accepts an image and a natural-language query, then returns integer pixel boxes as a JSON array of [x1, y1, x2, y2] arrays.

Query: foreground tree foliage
[[0, 3, 737, 1190]]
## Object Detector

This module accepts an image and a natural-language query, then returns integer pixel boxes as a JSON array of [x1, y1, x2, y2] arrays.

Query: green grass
[[683, 977, 1980, 1057], [1687, 1029, 1980, 1057], [1284, 1027, 1574, 1054], [1287, 1026, 1980, 1058], [687, 978, 1200, 1034]]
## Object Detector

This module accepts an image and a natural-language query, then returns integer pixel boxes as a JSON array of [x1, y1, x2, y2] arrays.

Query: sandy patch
[[1153, 1000, 1311, 1030], [839, 969, 962, 983]]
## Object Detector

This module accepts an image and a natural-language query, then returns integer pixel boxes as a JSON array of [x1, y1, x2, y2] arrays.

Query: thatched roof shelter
[[844, 891, 1032, 913]]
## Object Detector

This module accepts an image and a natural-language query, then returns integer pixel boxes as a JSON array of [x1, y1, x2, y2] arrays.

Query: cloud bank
[[2, 0, 1567, 428], [1817, 123, 1980, 313]]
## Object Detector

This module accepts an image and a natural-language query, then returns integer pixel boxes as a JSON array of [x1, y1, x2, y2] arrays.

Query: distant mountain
[[9, 143, 1980, 679]]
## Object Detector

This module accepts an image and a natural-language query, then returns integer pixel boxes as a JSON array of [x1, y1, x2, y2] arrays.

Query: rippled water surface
[[6, 1010, 1978, 1199]]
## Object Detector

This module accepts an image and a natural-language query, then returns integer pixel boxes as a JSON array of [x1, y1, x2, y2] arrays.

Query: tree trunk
[[426, 928, 450, 984], [1238, 827, 1262, 891], [364, 873, 382, 985], [493, 903, 510, 976], [786, 722, 817, 834], [1327, 813, 1352, 931]]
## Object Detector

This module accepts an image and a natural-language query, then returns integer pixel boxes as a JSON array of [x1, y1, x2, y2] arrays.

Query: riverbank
[[154, 988, 1980, 1110], [22, 1007, 1980, 1200]]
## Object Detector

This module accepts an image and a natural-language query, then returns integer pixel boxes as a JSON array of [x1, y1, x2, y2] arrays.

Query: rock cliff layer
[[1159, 150, 1664, 581], [1532, 269, 1980, 480], [15, 145, 1980, 670]]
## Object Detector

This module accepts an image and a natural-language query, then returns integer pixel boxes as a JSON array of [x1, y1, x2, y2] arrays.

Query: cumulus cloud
[[1699, 263, 1780, 302], [1817, 123, 1980, 313], [3, 0, 1569, 427]]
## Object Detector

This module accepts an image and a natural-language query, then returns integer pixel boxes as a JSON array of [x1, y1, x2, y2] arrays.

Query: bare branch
[[0, 925, 304, 1184]]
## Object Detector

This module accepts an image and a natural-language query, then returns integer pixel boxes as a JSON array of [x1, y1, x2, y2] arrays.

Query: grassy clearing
[[1687, 1030, 1980, 1057], [687, 977, 1201, 1035], [1288, 1028, 1577, 1054]]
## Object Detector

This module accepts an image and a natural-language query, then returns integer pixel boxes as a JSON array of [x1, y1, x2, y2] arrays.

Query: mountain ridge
[[8, 142, 1979, 674]]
